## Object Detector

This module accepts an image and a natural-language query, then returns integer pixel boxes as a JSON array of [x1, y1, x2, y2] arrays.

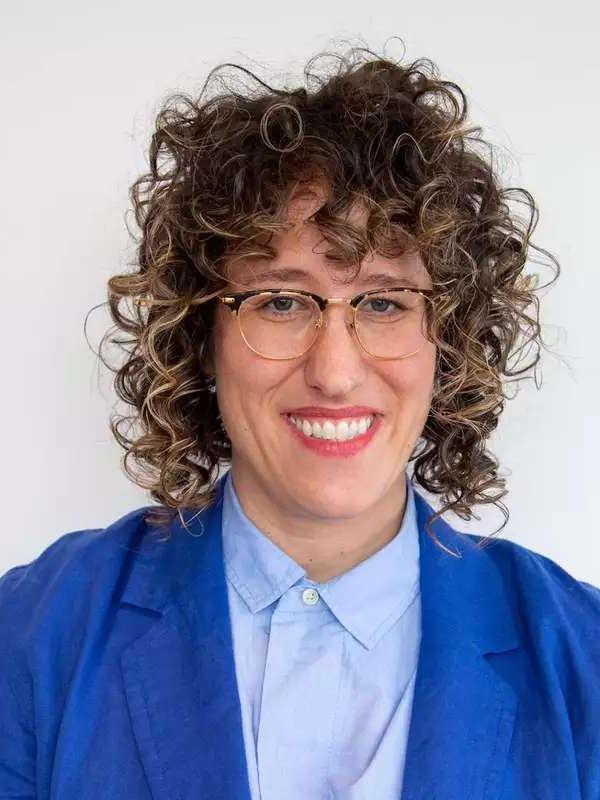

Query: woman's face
[[209, 194, 437, 521]]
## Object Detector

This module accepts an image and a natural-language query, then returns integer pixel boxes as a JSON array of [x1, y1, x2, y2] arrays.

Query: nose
[[302, 304, 368, 398]]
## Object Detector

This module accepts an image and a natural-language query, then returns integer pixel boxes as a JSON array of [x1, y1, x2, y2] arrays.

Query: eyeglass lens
[[237, 291, 430, 359]]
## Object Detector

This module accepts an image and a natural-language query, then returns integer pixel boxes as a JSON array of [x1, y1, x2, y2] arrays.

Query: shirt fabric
[[221, 471, 422, 800]]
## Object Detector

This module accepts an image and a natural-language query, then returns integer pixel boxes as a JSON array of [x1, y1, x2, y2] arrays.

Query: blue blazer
[[1, 475, 599, 799]]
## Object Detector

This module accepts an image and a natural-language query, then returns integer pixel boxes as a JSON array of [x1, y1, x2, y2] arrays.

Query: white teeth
[[322, 420, 336, 440], [312, 421, 323, 438], [288, 414, 375, 442]]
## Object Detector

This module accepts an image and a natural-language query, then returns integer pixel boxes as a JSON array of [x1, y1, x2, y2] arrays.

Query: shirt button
[[301, 588, 320, 606]]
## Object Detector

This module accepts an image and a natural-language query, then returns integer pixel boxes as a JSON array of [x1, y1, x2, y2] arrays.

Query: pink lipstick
[[282, 413, 382, 457]]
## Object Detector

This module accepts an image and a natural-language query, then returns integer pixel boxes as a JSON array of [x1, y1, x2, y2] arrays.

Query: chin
[[292, 480, 381, 520]]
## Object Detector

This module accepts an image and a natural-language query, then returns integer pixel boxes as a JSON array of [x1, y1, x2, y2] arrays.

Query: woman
[[1, 46, 598, 799]]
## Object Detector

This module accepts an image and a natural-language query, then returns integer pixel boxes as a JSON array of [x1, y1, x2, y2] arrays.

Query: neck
[[228, 468, 408, 584]]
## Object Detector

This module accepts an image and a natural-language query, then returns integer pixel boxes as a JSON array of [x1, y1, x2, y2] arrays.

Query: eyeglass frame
[[216, 286, 436, 361]]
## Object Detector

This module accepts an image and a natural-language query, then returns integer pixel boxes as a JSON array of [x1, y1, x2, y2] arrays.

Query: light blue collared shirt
[[221, 471, 422, 800]]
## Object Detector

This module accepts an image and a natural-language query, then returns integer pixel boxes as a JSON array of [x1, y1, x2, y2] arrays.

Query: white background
[[1, 1, 598, 583]]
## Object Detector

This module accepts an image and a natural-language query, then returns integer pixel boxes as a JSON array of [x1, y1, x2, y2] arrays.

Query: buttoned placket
[[256, 577, 345, 800]]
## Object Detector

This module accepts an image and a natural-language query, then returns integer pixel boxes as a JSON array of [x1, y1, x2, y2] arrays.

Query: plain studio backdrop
[[1, 1, 598, 583]]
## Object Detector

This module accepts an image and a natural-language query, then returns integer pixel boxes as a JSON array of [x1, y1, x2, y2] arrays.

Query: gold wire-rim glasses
[[216, 286, 436, 361]]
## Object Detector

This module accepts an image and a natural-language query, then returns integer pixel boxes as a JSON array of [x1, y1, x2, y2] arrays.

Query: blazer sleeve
[[0, 565, 37, 799]]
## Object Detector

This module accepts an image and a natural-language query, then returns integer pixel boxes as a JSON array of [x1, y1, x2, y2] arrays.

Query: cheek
[[211, 321, 287, 437], [211, 320, 248, 430], [212, 312, 258, 392], [389, 343, 436, 395]]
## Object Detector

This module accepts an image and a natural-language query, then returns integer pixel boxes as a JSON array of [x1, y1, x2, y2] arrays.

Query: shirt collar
[[221, 471, 420, 650]]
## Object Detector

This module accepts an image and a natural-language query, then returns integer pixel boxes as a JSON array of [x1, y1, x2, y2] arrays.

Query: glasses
[[217, 287, 435, 360]]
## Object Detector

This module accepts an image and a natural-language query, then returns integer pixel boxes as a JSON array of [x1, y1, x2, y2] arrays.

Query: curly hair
[[96, 42, 559, 547]]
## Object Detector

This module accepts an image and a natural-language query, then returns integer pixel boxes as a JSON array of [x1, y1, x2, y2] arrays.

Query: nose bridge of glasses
[[318, 296, 356, 330]]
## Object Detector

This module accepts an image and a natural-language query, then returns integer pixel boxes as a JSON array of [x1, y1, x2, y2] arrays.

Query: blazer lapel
[[119, 476, 252, 800], [401, 494, 521, 800]]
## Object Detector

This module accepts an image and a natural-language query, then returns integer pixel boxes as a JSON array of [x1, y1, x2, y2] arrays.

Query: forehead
[[226, 256, 429, 291], [225, 183, 430, 289]]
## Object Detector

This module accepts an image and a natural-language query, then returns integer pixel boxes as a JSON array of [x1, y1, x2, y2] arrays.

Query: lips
[[282, 405, 381, 419], [282, 411, 382, 457]]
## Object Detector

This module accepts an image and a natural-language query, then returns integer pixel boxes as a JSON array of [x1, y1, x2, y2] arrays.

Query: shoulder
[[0, 506, 159, 645], [415, 487, 600, 630], [0, 506, 175, 782], [463, 531, 600, 666], [466, 530, 600, 613]]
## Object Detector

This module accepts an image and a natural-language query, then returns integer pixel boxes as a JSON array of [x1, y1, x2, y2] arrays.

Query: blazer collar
[[119, 475, 520, 800]]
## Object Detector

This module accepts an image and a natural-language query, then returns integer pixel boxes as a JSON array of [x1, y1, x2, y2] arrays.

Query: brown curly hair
[[96, 42, 559, 545]]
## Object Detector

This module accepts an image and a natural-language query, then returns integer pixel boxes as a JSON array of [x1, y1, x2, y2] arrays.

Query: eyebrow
[[234, 266, 421, 289]]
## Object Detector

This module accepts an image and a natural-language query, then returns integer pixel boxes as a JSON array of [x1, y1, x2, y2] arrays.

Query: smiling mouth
[[284, 413, 376, 442], [282, 412, 382, 457]]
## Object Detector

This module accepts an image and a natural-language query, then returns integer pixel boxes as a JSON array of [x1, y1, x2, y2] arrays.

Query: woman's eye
[[367, 298, 399, 312], [268, 297, 296, 312], [256, 295, 310, 317]]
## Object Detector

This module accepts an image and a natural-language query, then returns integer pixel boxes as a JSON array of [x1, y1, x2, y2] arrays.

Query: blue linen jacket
[[1, 475, 599, 800]]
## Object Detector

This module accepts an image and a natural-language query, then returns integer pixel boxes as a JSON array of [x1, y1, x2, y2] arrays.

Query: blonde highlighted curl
[[96, 42, 559, 545]]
